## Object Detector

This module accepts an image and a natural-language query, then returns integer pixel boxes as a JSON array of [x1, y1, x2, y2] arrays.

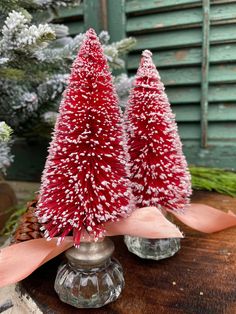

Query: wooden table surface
[[19, 191, 236, 314]]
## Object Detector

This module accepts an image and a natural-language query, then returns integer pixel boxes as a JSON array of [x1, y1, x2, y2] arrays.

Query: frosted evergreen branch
[[0, 121, 13, 141], [98, 31, 110, 44], [0, 0, 20, 14], [0, 3, 135, 136], [49, 23, 69, 38], [103, 45, 124, 69], [36, 32, 136, 70], [0, 57, 9, 65], [35, 45, 72, 64], [0, 11, 55, 55], [0, 0, 81, 14], [0, 67, 25, 80], [41, 111, 58, 125], [0, 121, 13, 174], [114, 74, 134, 108], [112, 37, 136, 55], [33, 0, 81, 9], [0, 0, 29, 15], [115, 74, 134, 97], [0, 141, 14, 174], [104, 37, 136, 69], [35, 33, 83, 64], [0, 79, 39, 128], [37, 73, 69, 104]]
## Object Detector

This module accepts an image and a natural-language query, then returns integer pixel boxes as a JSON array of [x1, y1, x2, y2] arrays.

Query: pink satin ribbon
[[1, 203, 236, 288], [171, 203, 236, 233]]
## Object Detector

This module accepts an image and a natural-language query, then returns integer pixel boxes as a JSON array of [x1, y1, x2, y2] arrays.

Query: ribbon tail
[[105, 206, 183, 239], [169, 203, 236, 233], [0, 237, 73, 288]]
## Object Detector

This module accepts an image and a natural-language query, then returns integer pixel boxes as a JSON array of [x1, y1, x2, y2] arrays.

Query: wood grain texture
[[125, 0, 236, 169], [183, 140, 236, 169], [132, 25, 236, 51], [54, 5, 84, 37], [18, 191, 236, 314], [165, 85, 236, 104], [129, 65, 236, 86], [66, 21, 84, 36], [84, 0, 103, 33], [57, 6, 83, 19], [126, 3, 236, 33], [127, 44, 236, 69], [107, 0, 126, 42], [126, 0, 202, 14], [178, 122, 236, 140], [173, 103, 236, 122]]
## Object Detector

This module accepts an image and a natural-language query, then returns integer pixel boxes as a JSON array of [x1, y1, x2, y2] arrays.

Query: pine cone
[[12, 196, 43, 243]]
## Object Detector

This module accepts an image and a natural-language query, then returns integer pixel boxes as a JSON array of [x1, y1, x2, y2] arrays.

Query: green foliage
[[0, 67, 25, 80], [0, 121, 13, 141], [0, 10, 56, 54], [0, 0, 30, 18], [0, 121, 13, 173], [0, 1, 136, 138], [0, 0, 81, 15], [0, 205, 27, 235], [190, 166, 236, 197]]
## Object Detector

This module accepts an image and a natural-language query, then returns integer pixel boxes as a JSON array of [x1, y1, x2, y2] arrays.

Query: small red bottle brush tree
[[36, 28, 133, 246], [125, 50, 191, 213]]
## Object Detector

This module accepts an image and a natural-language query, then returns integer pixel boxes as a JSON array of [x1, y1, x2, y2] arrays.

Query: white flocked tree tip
[[142, 50, 153, 58]]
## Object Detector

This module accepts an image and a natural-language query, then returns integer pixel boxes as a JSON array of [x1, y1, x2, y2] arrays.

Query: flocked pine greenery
[[0, 121, 13, 174], [0, 0, 136, 137]]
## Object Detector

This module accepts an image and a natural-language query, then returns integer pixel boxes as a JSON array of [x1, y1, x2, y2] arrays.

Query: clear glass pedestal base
[[124, 236, 181, 260], [54, 238, 124, 308]]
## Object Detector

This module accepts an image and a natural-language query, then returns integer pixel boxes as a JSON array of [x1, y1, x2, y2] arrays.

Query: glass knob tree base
[[124, 236, 181, 260], [54, 237, 124, 308]]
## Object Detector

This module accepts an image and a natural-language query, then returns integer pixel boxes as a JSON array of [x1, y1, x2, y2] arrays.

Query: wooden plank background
[[123, 0, 236, 168], [55, 0, 236, 169]]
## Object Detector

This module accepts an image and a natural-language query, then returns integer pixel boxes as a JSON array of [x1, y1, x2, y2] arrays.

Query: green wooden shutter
[[44, 0, 236, 170], [55, 5, 84, 36], [56, 0, 107, 35], [108, 0, 236, 169]]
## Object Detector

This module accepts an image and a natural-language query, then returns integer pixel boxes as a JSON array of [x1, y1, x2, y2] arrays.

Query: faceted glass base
[[54, 258, 124, 308], [124, 236, 181, 260]]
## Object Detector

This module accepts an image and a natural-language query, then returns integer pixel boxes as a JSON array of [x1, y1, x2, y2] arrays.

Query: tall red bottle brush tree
[[125, 50, 192, 213], [36, 28, 133, 246]]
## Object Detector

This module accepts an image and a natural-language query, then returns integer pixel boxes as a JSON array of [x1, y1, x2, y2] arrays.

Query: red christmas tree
[[125, 50, 191, 212], [36, 28, 133, 246]]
